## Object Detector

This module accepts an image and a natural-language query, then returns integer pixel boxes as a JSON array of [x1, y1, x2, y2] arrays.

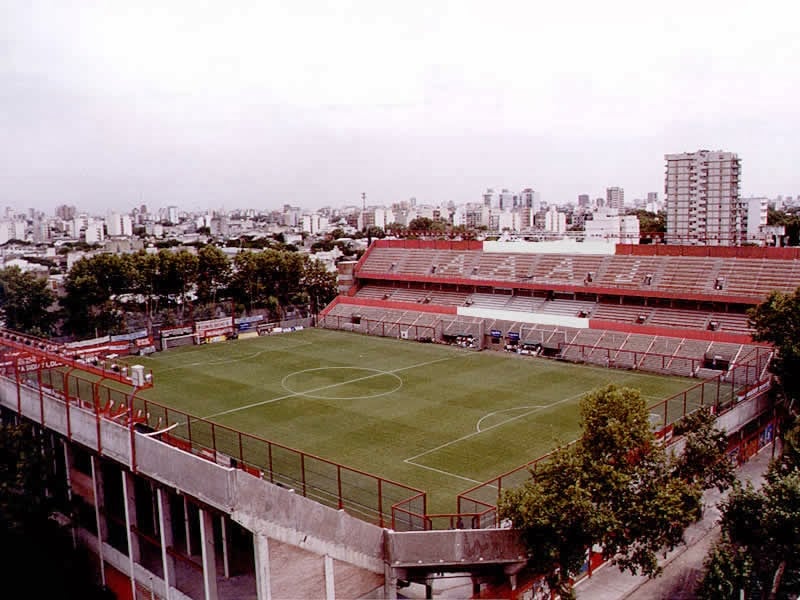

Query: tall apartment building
[[606, 187, 624, 211], [665, 150, 742, 245]]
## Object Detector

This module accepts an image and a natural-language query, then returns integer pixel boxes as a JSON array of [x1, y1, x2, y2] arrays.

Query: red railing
[[0, 329, 153, 388], [0, 335, 773, 532], [0, 348, 425, 530], [454, 346, 773, 527], [318, 314, 438, 341]]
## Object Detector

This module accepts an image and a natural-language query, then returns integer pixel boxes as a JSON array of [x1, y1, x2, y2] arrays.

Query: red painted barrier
[[616, 244, 800, 259], [371, 239, 484, 251], [333, 295, 459, 315], [588, 319, 758, 344]]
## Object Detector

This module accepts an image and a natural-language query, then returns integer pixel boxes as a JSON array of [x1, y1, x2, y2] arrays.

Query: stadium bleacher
[[325, 241, 787, 377]]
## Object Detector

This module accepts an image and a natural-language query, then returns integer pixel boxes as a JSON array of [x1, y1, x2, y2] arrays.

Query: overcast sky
[[2, 0, 799, 215]]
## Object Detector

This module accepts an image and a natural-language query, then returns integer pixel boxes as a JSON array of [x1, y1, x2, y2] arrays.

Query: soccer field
[[132, 328, 693, 512]]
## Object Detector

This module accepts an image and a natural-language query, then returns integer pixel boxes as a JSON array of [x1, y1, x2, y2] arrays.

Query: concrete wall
[[458, 306, 590, 328], [232, 469, 385, 573], [0, 370, 777, 600], [136, 434, 237, 513], [717, 390, 773, 435], [385, 529, 529, 567]]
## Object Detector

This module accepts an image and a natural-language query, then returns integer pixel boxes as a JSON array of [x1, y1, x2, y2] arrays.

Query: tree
[[0, 266, 56, 335], [0, 421, 111, 598], [768, 208, 800, 245], [61, 253, 132, 336], [500, 385, 728, 598], [673, 407, 735, 492], [300, 257, 338, 317], [748, 289, 800, 402], [629, 209, 667, 238], [408, 216, 434, 232], [196, 245, 231, 306], [696, 471, 800, 599]]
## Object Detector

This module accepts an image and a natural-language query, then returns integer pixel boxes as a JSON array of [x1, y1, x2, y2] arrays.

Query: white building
[[740, 197, 769, 244], [544, 206, 567, 234], [665, 150, 742, 245], [106, 213, 133, 237], [584, 211, 632, 244], [606, 187, 625, 210], [84, 219, 105, 244], [167, 206, 179, 225], [519, 188, 541, 213], [0, 220, 26, 244], [373, 207, 395, 230], [301, 213, 330, 235]]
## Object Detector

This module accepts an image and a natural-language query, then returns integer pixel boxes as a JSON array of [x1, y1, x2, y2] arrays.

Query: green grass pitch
[[130, 328, 693, 513]]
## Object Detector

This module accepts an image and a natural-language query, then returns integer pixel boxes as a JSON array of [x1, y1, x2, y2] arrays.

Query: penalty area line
[[401, 460, 483, 485]]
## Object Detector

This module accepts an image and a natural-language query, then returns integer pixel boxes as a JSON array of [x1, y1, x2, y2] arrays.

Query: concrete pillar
[[221, 516, 230, 579], [184, 496, 193, 555], [384, 564, 398, 600], [253, 533, 272, 600], [324, 555, 335, 600], [151, 481, 160, 535], [60, 439, 76, 549], [471, 575, 481, 596], [157, 487, 176, 600], [425, 581, 433, 599], [62, 440, 73, 503], [199, 508, 219, 600], [121, 470, 140, 600], [90, 455, 107, 587]]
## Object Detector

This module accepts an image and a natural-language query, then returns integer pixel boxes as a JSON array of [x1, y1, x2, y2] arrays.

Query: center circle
[[281, 367, 403, 400]]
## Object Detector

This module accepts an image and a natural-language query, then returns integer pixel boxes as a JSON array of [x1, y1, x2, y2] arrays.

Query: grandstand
[[321, 240, 800, 377]]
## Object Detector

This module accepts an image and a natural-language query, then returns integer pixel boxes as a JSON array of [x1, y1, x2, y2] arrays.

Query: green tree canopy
[[748, 289, 800, 401], [500, 386, 730, 598], [697, 443, 800, 599], [0, 266, 56, 336], [196, 245, 231, 305], [0, 421, 111, 598]]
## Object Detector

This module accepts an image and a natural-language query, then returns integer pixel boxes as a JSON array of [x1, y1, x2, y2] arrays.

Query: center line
[[201, 355, 465, 420]]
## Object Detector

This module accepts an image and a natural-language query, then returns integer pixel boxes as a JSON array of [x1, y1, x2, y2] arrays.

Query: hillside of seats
[[357, 241, 800, 302], [320, 241, 794, 377], [319, 301, 760, 378], [350, 284, 754, 337]]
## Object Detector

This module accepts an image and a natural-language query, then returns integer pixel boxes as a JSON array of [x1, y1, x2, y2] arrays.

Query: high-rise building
[[55, 204, 77, 221], [606, 187, 624, 211], [665, 150, 742, 245], [106, 212, 133, 237], [520, 188, 541, 213], [577, 194, 591, 208], [740, 197, 768, 244]]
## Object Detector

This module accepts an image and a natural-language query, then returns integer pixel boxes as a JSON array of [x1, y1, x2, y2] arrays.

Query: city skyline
[[4, 1, 799, 215]]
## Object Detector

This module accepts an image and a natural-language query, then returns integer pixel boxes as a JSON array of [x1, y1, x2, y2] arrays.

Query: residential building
[[584, 211, 639, 244], [740, 197, 769, 244], [106, 212, 133, 237], [544, 206, 566, 234], [665, 150, 742, 245], [606, 187, 625, 211]]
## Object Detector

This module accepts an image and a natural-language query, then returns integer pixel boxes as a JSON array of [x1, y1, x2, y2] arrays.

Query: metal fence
[[456, 346, 773, 528], [2, 349, 426, 530]]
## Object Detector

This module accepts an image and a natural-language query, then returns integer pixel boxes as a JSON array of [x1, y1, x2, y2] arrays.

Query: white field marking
[[475, 406, 546, 433], [402, 461, 484, 485], [404, 390, 587, 464], [280, 367, 403, 400], [156, 341, 313, 373], [200, 355, 461, 420]]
